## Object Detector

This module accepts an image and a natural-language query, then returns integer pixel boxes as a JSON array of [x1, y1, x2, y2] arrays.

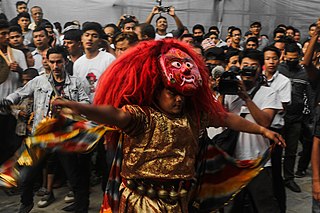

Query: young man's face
[[284, 51, 299, 61], [274, 42, 285, 56], [309, 26, 316, 37], [17, 17, 30, 30], [122, 22, 135, 33], [193, 29, 204, 37], [45, 27, 54, 38], [21, 74, 33, 86], [286, 29, 295, 38], [17, 4, 28, 14], [246, 41, 258, 50], [33, 30, 49, 49], [9, 31, 23, 48], [250, 25, 261, 35], [156, 18, 168, 31], [274, 32, 284, 41], [81, 30, 100, 51], [226, 55, 240, 70], [294, 32, 301, 42], [302, 41, 310, 55], [157, 88, 185, 116], [48, 53, 65, 78], [181, 36, 194, 45], [31, 7, 43, 24], [115, 39, 130, 58], [264, 50, 279, 74], [209, 34, 218, 42], [104, 26, 115, 43], [284, 51, 300, 69], [41, 49, 50, 71], [240, 57, 260, 83], [25, 51, 35, 67], [134, 26, 142, 40], [0, 28, 9, 47], [64, 39, 81, 55], [231, 30, 241, 44]]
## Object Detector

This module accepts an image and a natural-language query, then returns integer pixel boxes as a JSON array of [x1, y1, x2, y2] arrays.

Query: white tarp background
[[1, 0, 319, 39]]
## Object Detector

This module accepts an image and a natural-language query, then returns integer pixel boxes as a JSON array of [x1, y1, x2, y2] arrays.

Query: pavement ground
[[0, 145, 313, 213]]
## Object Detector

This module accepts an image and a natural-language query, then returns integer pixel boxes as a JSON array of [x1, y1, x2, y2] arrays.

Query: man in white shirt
[[263, 45, 291, 213], [73, 22, 115, 102], [0, 20, 28, 100], [224, 49, 282, 213], [0, 19, 27, 165], [145, 6, 184, 40]]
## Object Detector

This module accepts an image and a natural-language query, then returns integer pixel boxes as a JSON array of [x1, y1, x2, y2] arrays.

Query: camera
[[158, 6, 170, 13], [216, 70, 240, 95], [216, 66, 258, 95], [123, 14, 135, 19], [241, 66, 258, 77], [156, 0, 171, 13]]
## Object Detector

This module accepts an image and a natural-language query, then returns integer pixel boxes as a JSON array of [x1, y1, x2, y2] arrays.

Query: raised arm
[[54, 99, 131, 129], [301, 19, 320, 80], [168, 7, 184, 32], [145, 6, 160, 25]]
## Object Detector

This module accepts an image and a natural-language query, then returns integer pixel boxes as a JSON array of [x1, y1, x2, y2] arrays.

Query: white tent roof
[[2, 0, 319, 39]]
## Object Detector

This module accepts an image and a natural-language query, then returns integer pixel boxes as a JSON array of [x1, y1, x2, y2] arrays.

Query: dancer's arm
[[223, 112, 286, 147], [54, 99, 131, 129]]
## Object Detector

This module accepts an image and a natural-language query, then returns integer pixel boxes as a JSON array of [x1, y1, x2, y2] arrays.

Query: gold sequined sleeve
[[121, 105, 149, 137]]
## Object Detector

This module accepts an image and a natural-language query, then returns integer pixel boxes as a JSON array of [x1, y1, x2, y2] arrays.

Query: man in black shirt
[[278, 43, 310, 193]]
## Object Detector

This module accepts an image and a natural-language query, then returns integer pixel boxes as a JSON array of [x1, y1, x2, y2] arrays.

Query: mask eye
[[185, 62, 193, 68], [171, 61, 182, 68]]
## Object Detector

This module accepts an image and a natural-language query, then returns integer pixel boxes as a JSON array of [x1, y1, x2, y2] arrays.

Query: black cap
[[204, 47, 225, 61], [250, 21, 261, 28]]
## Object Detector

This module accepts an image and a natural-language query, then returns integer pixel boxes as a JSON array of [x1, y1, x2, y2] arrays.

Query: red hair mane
[[94, 39, 226, 123]]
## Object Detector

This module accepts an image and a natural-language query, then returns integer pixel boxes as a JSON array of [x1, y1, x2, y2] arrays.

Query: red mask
[[159, 48, 202, 96]]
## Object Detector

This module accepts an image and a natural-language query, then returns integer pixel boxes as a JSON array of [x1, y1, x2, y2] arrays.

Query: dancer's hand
[[261, 127, 286, 147], [53, 98, 80, 116]]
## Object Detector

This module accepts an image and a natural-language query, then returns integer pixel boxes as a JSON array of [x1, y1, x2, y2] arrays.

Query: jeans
[[0, 114, 21, 165], [20, 154, 48, 205], [297, 115, 313, 172], [230, 167, 280, 213], [283, 122, 302, 181], [313, 198, 320, 213], [59, 153, 91, 213], [271, 144, 286, 213]]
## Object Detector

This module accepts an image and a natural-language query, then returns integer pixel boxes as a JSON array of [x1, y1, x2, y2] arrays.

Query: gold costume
[[119, 105, 210, 212]]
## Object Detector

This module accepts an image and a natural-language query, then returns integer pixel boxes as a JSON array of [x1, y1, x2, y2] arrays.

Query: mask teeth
[[180, 76, 186, 86]]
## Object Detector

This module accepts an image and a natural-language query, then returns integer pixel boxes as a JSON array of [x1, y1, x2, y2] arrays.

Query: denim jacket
[[6, 73, 90, 132]]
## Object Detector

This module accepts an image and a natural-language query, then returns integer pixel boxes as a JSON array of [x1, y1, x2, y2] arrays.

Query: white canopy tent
[[2, 0, 319, 39]]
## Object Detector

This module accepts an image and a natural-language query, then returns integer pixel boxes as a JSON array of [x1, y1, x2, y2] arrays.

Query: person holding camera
[[120, 18, 137, 33], [145, 5, 184, 40], [224, 49, 282, 213]]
